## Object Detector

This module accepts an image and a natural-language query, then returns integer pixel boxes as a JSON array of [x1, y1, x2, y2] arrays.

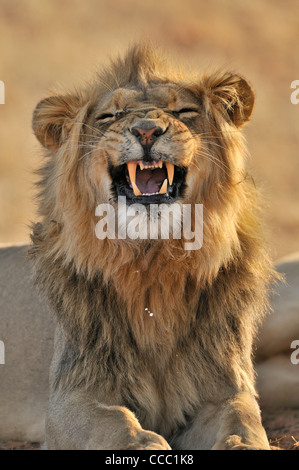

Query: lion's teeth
[[132, 181, 142, 196], [127, 160, 172, 197], [159, 179, 168, 194], [165, 162, 174, 186], [127, 162, 137, 184], [137, 161, 163, 170]]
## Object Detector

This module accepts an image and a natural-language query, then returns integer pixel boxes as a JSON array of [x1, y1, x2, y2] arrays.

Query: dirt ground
[[0, 408, 298, 450], [263, 408, 299, 450]]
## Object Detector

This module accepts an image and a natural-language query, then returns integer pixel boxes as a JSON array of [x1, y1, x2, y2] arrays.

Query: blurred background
[[0, 0, 298, 259]]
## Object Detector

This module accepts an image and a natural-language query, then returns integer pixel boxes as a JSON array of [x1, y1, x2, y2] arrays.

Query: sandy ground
[[263, 409, 299, 450], [0, 408, 298, 450]]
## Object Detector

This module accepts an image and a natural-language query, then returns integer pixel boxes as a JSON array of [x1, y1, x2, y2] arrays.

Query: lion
[[27, 44, 279, 450]]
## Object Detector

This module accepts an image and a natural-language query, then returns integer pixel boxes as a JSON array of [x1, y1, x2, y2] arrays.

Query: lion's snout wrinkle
[[30, 43, 277, 450], [131, 124, 165, 147]]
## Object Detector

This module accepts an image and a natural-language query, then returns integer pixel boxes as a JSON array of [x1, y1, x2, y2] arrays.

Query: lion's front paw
[[213, 435, 270, 450], [127, 430, 171, 450]]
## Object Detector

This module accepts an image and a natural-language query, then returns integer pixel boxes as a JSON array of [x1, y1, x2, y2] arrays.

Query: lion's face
[[88, 85, 197, 206], [32, 46, 255, 257]]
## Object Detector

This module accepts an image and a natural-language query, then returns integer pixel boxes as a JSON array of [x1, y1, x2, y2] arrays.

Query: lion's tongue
[[136, 167, 166, 194]]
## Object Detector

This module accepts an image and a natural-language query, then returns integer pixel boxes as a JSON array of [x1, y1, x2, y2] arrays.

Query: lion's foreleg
[[45, 391, 170, 450], [211, 392, 270, 450], [173, 392, 269, 450]]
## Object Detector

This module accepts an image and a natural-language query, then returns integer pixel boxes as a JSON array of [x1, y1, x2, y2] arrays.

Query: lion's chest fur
[[32, 228, 269, 439], [37, 242, 261, 438], [53, 273, 244, 438]]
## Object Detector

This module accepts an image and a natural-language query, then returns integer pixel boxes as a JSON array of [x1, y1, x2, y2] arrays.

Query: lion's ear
[[204, 73, 255, 128], [32, 95, 80, 152]]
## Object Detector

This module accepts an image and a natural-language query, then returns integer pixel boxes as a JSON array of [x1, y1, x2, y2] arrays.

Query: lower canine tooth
[[132, 181, 142, 196], [159, 179, 168, 194]]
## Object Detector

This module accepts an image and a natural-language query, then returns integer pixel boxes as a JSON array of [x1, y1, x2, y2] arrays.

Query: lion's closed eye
[[173, 107, 199, 116], [96, 112, 115, 120]]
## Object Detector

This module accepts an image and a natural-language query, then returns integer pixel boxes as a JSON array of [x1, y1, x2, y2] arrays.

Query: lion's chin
[[109, 160, 188, 205]]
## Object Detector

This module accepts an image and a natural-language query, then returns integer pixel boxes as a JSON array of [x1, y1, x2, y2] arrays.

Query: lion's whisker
[[79, 122, 107, 138], [195, 149, 231, 173], [199, 140, 228, 151], [78, 149, 100, 161], [194, 150, 231, 176]]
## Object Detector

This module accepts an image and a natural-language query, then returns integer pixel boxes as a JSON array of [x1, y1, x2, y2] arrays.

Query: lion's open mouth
[[110, 160, 187, 204]]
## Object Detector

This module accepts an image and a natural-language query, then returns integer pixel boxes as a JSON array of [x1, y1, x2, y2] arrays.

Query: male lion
[[30, 45, 276, 450]]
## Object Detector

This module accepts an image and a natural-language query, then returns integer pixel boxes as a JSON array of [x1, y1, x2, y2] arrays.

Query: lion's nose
[[131, 125, 164, 147]]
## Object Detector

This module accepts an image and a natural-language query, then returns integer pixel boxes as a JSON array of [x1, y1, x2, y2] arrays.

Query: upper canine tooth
[[132, 181, 142, 196], [165, 162, 174, 186], [159, 179, 168, 194], [127, 162, 137, 184]]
